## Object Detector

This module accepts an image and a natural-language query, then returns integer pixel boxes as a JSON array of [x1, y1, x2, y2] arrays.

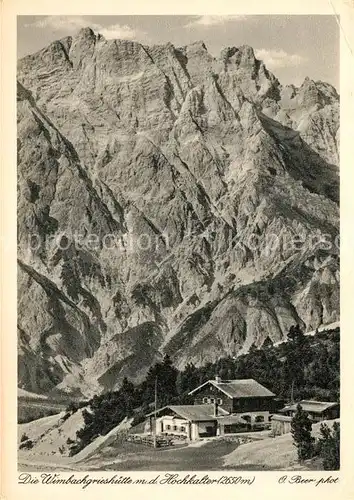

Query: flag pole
[[153, 376, 157, 448]]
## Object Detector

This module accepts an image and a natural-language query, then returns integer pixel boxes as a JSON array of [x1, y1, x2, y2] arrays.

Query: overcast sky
[[17, 15, 339, 88]]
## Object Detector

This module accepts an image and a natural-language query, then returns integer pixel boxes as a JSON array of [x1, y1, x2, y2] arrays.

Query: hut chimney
[[215, 374, 221, 384]]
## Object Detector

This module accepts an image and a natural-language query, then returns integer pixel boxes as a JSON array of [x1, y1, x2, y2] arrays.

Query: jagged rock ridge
[[17, 28, 339, 397]]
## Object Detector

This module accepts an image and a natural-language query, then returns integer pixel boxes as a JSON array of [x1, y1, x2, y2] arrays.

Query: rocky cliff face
[[17, 28, 339, 397]]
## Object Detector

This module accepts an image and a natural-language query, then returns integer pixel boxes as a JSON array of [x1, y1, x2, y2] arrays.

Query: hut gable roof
[[188, 378, 275, 399], [280, 400, 339, 414], [146, 404, 228, 421], [271, 414, 293, 422]]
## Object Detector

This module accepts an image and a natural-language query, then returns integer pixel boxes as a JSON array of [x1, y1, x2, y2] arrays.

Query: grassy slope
[[86, 439, 242, 471], [223, 419, 339, 470]]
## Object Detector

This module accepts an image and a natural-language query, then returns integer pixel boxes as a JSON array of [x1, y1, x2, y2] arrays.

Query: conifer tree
[[262, 336, 274, 349], [291, 404, 315, 461], [317, 422, 340, 470]]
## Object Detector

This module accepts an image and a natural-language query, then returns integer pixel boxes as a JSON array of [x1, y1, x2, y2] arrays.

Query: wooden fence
[[125, 434, 174, 448]]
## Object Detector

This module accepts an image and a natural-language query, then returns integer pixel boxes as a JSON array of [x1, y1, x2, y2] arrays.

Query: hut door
[[205, 425, 216, 437]]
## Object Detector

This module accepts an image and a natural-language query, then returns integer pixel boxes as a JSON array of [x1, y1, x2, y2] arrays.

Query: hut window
[[210, 398, 215, 403], [203, 397, 208, 404], [255, 415, 264, 423], [166, 425, 171, 430], [173, 425, 177, 431], [180, 426, 185, 432], [224, 424, 239, 434], [241, 415, 251, 423], [217, 398, 223, 405]]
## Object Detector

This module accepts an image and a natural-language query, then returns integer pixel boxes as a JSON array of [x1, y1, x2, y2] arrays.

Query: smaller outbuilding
[[270, 399, 340, 436], [279, 400, 340, 422], [270, 414, 293, 436]]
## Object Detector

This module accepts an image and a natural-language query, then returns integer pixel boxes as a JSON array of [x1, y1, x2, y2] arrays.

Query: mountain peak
[[238, 44, 256, 57], [76, 26, 96, 39], [186, 40, 209, 52]]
